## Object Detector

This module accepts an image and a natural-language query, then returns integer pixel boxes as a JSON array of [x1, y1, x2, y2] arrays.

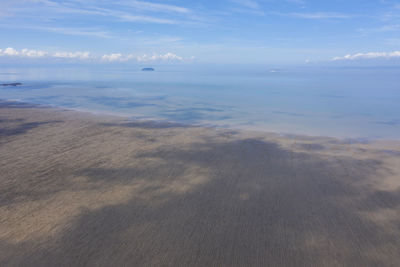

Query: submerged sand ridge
[[1, 101, 400, 266]]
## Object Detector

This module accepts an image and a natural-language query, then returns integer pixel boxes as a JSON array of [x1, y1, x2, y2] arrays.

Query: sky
[[0, 0, 400, 65]]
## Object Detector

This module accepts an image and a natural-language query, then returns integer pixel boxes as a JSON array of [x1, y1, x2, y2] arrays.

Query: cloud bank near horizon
[[0, 47, 190, 63], [332, 51, 400, 61]]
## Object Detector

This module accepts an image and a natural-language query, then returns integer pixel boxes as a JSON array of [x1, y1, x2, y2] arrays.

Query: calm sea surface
[[1, 65, 399, 139]]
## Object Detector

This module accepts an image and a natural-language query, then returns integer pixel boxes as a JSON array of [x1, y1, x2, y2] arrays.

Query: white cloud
[[52, 51, 91, 59], [101, 52, 188, 62], [101, 53, 124, 62], [332, 51, 400, 61], [137, 52, 183, 62], [3, 47, 19, 56], [20, 48, 48, 57], [102, 52, 190, 62], [159, 52, 184, 61], [0, 47, 91, 59]]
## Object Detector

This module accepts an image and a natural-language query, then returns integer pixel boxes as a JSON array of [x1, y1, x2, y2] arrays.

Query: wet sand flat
[[1, 101, 400, 266]]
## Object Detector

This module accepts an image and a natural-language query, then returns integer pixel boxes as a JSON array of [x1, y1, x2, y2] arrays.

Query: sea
[[1, 64, 399, 139]]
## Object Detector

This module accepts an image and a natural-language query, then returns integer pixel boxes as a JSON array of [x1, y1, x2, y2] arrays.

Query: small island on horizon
[[1, 82, 22, 86], [142, 67, 155, 71]]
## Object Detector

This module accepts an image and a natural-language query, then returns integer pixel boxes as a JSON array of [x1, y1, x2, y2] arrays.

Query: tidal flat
[[1, 100, 400, 266]]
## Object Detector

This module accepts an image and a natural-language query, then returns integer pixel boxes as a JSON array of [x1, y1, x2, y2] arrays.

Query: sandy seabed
[[1, 100, 400, 266]]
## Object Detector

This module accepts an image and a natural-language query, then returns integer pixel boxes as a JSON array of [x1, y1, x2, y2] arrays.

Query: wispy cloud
[[1, 0, 194, 25], [117, 0, 190, 14], [230, 0, 260, 9], [228, 0, 264, 16], [230, 7, 264, 16], [117, 14, 177, 24], [332, 51, 400, 61], [286, 0, 306, 5], [4, 24, 113, 38], [44, 26, 112, 38], [0, 10, 10, 19], [385, 37, 400, 45], [356, 24, 400, 37], [282, 12, 351, 19], [378, 4, 400, 22]]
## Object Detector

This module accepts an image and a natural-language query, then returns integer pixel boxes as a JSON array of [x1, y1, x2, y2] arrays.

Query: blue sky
[[0, 0, 399, 64]]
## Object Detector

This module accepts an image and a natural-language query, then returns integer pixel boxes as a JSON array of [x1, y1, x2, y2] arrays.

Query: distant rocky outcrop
[[1, 83, 22, 87], [141, 68, 155, 71]]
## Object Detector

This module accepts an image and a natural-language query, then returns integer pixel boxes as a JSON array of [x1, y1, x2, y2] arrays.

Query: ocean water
[[0, 65, 399, 139]]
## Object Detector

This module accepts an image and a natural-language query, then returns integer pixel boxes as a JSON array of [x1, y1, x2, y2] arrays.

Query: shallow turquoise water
[[0, 65, 399, 139]]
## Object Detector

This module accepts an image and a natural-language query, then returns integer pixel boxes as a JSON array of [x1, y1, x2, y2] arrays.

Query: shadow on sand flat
[[0, 120, 63, 137], [1, 106, 400, 266]]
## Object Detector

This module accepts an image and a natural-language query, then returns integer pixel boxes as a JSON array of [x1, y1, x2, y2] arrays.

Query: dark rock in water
[[142, 68, 155, 71], [1, 83, 22, 87]]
